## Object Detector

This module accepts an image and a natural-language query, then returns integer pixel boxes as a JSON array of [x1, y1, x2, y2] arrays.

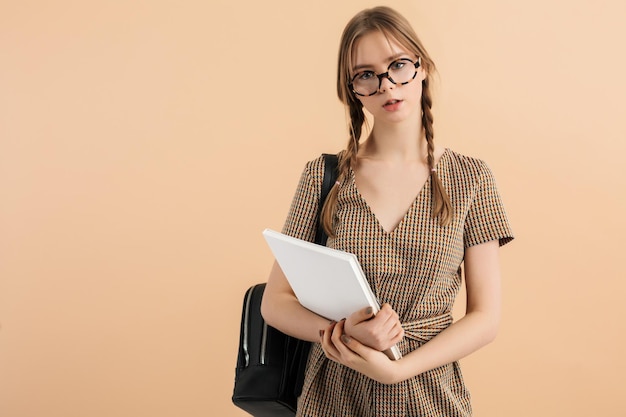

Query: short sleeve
[[281, 159, 323, 243], [463, 161, 514, 248]]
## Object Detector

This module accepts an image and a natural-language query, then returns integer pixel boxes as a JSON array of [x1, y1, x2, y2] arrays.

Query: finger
[[333, 320, 368, 359], [323, 321, 337, 343], [370, 307, 403, 349], [379, 304, 400, 323], [322, 321, 342, 361], [334, 319, 351, 349], [347, 306, 375, 327], [330, 318, 346, 347], [370, 313, 397, 337], [337, 330, 371, 360], [390, 326, 404, 345], [380, 315, 403, 345], [382, 303, 401, 320], [332, 320, 351, 352], [379, 305, 402, 330], [374, 305, 400, 332]]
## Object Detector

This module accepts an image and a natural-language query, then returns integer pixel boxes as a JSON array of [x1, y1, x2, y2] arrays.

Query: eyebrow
[[352, 53, 409, 72]]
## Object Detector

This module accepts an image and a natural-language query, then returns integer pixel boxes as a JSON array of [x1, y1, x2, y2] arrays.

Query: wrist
[[389, 359, 406, 384], [376, 358, 406, 385]]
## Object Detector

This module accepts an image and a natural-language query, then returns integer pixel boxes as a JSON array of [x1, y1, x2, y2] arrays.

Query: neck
[[361, 118, 428, 163]]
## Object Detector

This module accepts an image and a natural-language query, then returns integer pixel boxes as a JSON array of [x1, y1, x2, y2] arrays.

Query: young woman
[[261, 6, 513, 416]]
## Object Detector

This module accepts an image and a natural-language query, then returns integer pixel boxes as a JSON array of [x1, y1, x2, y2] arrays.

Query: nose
[[377, 73, 395, 93]]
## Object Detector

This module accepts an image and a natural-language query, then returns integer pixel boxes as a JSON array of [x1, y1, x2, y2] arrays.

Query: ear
[[418, 64, 428, 83], [416, 57, 428, 82]]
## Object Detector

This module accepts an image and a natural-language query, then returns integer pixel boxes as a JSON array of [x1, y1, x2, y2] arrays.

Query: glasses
[[349, 57, 421, 97]]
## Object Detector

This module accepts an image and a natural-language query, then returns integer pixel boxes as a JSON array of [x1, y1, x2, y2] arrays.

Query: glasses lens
[[389, 59, 417, 84], [352, 72, 378, 96]]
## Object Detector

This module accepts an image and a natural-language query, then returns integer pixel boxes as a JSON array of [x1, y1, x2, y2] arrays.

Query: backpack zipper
[[260, 323, 268, 365], [242, 287, 253, 367]]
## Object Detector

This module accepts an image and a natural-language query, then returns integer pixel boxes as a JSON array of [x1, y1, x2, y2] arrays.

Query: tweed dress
[[281, 148, 514, 417]]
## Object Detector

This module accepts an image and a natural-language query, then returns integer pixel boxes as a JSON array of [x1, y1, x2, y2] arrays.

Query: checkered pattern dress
[[282, 148, 514, 417]]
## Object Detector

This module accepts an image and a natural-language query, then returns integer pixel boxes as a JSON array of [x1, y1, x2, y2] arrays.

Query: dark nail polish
[[341, 334, 351, 344], [365, 307, 373, 315], [319, 330, 324, 338]]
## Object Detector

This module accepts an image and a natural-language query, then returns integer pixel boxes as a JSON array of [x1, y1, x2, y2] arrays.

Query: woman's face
[[351, 30, 426, 125]]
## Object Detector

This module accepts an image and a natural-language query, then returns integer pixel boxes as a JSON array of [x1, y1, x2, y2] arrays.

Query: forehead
[[352, 31, 411, 67]]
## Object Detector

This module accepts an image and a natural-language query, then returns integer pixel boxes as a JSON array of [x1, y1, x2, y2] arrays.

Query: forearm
[[395, 310, 498, 381], [260, 261, 331, 342]]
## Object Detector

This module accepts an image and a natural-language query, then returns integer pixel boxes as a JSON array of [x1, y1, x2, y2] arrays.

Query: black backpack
[[232, 154, 338, 416]]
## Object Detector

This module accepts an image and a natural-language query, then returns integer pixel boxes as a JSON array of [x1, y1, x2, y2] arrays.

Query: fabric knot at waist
[[402, 313, 453, 344]]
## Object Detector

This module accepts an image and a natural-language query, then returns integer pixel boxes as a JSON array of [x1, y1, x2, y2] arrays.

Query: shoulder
[[302, 150, 344, 181], [443, 148, 496, 184]]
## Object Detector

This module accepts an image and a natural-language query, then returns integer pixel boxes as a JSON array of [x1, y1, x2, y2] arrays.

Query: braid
[[321, 99, 364, 237], [422, 78, 453, 226]]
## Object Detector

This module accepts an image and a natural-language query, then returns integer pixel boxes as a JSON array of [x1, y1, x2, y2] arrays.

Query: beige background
[[1, 0, 625, 416]]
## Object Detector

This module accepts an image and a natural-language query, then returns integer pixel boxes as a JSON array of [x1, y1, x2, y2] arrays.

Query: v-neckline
[[350, 148, 449, 236]]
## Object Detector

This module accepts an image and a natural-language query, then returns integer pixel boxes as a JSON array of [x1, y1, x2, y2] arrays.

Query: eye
[[356, 71, 375, 81], [390, 60, 407, 70]]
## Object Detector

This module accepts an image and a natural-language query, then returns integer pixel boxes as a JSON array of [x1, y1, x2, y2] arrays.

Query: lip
[[382, 99, 403, 110]]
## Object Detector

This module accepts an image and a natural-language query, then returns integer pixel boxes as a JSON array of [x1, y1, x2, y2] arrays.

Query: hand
[[320, 319, 402, 385], [344, 304, 404, 351]]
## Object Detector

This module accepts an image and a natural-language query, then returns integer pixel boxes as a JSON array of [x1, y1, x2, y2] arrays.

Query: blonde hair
[[321, 6, 452, 237]]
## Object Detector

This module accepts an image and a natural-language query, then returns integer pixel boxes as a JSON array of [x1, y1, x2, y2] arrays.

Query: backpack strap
[[315, 153, 339, 246]]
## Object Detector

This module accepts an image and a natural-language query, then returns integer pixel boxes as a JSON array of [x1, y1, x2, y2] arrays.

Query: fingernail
[[319, 330, 325, 338], [365, 307, 373, 315], [341, 335, 351, 344], [329, 320, 336, 326]]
